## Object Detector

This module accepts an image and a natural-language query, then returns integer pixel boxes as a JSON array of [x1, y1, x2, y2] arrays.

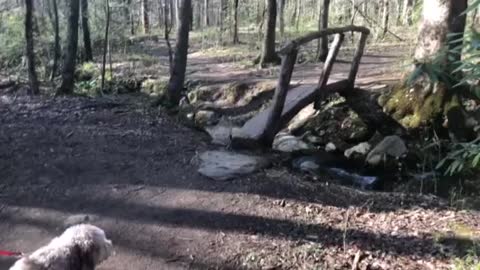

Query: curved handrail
[[279, 25, 370, 55]]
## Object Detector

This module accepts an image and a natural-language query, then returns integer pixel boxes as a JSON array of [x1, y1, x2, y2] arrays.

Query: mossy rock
[[218, 82, 249, 105], [75, 62, 100, 81], [187, 86, 217, 104], [141, 79, 168, 98]]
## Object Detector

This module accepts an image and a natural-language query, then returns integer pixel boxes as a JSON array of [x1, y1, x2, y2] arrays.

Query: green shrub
[[436, 138, 480, 176], [0, 13, 25, 67]]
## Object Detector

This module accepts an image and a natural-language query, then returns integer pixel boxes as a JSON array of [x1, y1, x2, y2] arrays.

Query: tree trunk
[[232, 0, 239, 44], [175, 0, 180, 27], [384, 0, 469, 139], [380, 0, 389, 39], [81, 0, 93, 62], [170, 0, 175, 27], [219, 0, 227, 43], [167, 0, 191, 105], [57, 0, 80, 95], [203, 0, 209, 27], [128, 0, 135, 35], [259, 0, 279, 67], [402, 0, 413, 26], [142, 0, 150, 33], [164, 0, 173, 69], [291, 0, 297, 27], [101, 0, 110, 92], [25, 0, 39, 95], [318, 0, 330, 61], [395, 0, 402, 26], [279, 0, 285, 38], [50, 0, 60, 81]]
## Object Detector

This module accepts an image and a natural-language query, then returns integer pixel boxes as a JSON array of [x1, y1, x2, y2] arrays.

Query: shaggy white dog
[[9, 224, 113, 270]]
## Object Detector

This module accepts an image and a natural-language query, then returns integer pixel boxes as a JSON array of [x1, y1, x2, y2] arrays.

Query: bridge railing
[[263, 26, 371, 145]]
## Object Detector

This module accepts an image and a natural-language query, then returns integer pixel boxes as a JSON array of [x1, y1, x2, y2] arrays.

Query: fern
[[436, 138, 480, 176]]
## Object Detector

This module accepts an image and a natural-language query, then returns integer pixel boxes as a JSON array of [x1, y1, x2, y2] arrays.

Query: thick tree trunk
[[318, 0, 330, 61], [167, 0, 191, 105], [384, 0, 469, 139], [142, 0, 150, 33], [25, 0, 39, 94], [50, 0, 60, 81], [57, 0, 80, 95], [259, 0, 279, 67], [232, 0, 239, 44], [81, 0, 93, 62]]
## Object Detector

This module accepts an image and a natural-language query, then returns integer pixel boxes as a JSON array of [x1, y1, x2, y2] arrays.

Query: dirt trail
[[0, 42, 478, 269]]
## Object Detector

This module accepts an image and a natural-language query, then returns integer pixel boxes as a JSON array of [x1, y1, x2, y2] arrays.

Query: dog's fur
[[9, 224, 113, 270]]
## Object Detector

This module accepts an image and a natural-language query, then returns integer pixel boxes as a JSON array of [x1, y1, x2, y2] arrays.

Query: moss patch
[[383, 82, 453, 129], [141, 79, 169, 98], [75, 62, 100, 81]]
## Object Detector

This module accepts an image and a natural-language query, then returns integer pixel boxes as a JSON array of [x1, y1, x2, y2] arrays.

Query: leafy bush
[[0, 13, 25, 67], [436, 138, 480, 176], [453, 245, 480, 270]]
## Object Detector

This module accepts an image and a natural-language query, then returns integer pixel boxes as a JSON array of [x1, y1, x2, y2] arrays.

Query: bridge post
[[314, 33, 345, 109], [262, 49, 299, 146], [348, 32, 369, 87]]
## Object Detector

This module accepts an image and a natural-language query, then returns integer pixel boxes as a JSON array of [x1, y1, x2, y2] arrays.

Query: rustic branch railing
[[262, 25, 370, 146], [315, 33, 344, 109]]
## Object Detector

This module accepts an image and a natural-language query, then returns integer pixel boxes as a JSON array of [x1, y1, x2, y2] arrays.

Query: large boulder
[[366, 135, 407, 166], [198, 151, 269, 181]]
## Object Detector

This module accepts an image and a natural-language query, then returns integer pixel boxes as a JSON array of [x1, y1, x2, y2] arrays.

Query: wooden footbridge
[[232, 26, 371, 148]]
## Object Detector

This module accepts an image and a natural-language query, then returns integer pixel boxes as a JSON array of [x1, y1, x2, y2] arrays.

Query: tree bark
[[167, 0, 191, 105], [175, 0, 180, 27], [203, 0, 209, 27], [101, 0, 110, 92], [279, 0, 285, 38], [170, 0, 175, 27], [384, 0, 469, 138], [25, 0, 39, 94], [164, 0, 173, 70], [232, 0, 239, 44], [402, 0, 413, 26], [57, 0, 80, 95], [259, 0, 279, 67], [50, 0, 60, 81], [142, 0, 150, 33], [318, 0, 330, 61], [380, 0, 389, 39], [81, 0, 93, 61]]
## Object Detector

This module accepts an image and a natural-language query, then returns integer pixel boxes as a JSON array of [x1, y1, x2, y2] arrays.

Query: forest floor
[[0, 37, 479, 269]]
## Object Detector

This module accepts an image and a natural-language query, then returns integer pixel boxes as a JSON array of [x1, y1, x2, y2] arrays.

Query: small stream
[[292, 154, 384, 190]]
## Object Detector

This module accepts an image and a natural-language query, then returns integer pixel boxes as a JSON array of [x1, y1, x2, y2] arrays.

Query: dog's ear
[[69, 244, 95, 270]]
